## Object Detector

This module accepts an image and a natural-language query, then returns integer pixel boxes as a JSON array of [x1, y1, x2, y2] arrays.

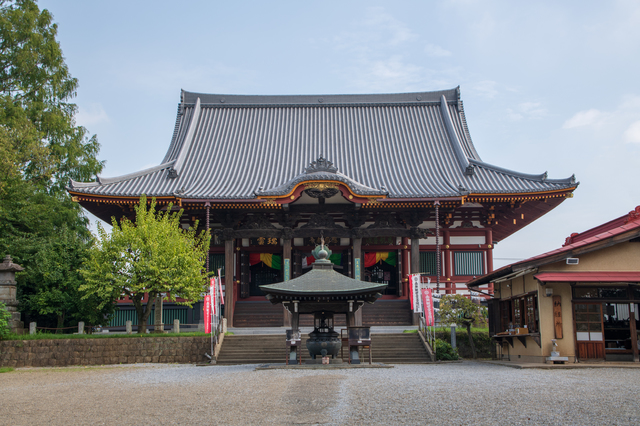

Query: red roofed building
[[467, 206, 640, 363]]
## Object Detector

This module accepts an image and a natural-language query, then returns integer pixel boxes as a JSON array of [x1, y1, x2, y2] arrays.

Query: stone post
[[78, 321, 84, 334], [0, 256, 25, 334], [450, 324, 457, 349], [126, 320, 132, 334], [29, 322, 36, 335], [173, 319, 180, 333], [154, 294, 164, 332]]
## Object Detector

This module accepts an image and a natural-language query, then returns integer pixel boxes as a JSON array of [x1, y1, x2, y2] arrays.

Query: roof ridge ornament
[[626, 206, 640, 224], [305, 156, 338, 174], [311, 232, 332, 264]]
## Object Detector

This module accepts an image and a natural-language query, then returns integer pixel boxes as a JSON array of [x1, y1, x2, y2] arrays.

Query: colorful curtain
[[249, 253, 282, 270], [364, 251, 397, 268]]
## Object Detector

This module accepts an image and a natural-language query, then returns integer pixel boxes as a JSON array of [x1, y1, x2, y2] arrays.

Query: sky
[[39, 0, 640, 269]]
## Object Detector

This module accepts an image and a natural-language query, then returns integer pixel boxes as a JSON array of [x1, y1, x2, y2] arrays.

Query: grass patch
[[402, 329, 418, 333], [0, 367, 15, 373], [1, 331, 214, 341], [224, 331, 234, 336]]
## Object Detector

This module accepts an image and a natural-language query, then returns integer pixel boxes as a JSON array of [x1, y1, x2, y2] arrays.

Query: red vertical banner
[[204, 295, 211, 334], [422, 288, 434, 326]]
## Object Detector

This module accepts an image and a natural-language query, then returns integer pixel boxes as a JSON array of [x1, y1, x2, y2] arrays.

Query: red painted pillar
[[443, 229, 452, 294]]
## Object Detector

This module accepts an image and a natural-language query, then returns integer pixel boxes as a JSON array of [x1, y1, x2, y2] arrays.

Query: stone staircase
[[232, 302, 284, 327], [233, 299, 413, 328], [216, 333, 432, 365]]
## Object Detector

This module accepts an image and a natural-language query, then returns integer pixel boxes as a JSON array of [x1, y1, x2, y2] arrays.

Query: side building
[[468, 206, 640, 363], [68, 87, 577, 328]]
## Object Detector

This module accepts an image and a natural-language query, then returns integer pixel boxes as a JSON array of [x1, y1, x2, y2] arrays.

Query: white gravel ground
[[1, 362, 639, 425]]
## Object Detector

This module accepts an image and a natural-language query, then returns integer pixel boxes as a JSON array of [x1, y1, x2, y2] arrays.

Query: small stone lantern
[[0, 255, 25, 334]]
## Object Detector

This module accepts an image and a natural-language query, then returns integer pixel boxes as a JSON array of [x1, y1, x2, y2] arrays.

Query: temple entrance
[[364, 252, 398, 295], [249, 262, 281, 296]]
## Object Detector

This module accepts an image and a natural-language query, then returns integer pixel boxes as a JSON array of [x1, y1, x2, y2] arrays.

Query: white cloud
[[562, 109, 609, 129], [76, 103, 109, 127], [519, 102, 547, 118], [424, 43, 452, 57], [351, 56, 425, 92], [363, 7, 417, 46], [623, 120, 640, 143], [506, 101, 547, 121], [474, 80, 498, 99]]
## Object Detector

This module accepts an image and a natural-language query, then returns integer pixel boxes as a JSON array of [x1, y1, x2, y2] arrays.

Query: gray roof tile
[[69, 88, 577, 199]]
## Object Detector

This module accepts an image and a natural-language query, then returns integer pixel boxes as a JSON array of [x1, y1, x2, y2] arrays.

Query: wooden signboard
[[553, 295, 563, 339]]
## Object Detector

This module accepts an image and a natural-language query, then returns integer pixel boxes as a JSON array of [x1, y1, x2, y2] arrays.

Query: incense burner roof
[[260, 260, 386, 301]]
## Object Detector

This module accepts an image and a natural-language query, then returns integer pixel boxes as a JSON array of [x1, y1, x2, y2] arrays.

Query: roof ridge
[[440, 94, 473, 176], [170, 97, 201, 178], [181, 88, 460, 106]]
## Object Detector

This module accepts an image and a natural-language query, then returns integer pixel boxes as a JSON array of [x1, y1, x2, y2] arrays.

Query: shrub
[[0, 302, 11, 340], [435, 329, 492, 359], [434, 338, 459, 360]]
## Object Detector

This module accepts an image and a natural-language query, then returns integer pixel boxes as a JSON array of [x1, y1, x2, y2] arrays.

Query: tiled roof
[[68, 88, 577, 200], [467, 206, 640, 288]]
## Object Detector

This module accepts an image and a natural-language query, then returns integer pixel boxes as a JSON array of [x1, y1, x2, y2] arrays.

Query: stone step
[[216, 333, 432, 364]]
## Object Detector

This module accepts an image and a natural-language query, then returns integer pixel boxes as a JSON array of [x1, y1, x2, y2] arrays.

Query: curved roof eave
[[469, 159, 578, 186], [67, 161, 176, 193]]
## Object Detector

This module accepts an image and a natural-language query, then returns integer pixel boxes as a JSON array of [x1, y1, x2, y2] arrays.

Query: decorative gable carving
[[301, 213, 343, 229], [367, 213, 404, 229], [239, 214, 275, 230], [305, 156, 338, 174]]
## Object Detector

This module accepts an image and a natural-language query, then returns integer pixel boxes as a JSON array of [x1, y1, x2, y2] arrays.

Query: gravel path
[[1, 362, 639, 425]]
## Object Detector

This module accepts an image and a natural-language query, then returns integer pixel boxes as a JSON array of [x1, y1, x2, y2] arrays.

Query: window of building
[[209, 253, 225, 277], [573, 286, 629, 299], [498, 291, 539, 333], [454, 251, 483, 276], [419, 252, 437, 275]]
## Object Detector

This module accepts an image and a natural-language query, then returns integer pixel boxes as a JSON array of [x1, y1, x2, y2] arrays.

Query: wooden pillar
[[347, 311, 356, 327], [486, 228, 494, 273], [486, 228, 495, 296], [224, 235, 235, 328], [402, 237, 411, 297], [410, 231, 420, 274], [443, 229, 452, 294], [283, 238, 292, 327], [630, 302, 639, 362]]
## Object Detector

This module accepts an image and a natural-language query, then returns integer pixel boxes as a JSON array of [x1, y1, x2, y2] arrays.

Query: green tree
[[0, 0, 104, 330], [438, 295, 487, 359], [0, 0, 103, 193], [81, 196, 211, 333], [0, 178, 113, 329]]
